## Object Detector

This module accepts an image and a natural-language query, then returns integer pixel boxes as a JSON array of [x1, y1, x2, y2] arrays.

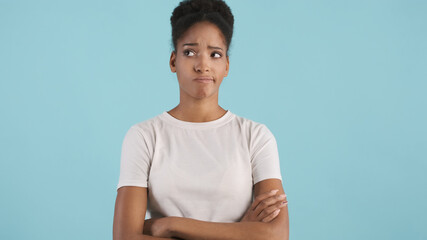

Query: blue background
[[0, 0, 426, 239]]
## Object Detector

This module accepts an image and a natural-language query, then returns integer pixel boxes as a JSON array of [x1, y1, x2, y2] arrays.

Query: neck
[[168, 93, 227, 122]]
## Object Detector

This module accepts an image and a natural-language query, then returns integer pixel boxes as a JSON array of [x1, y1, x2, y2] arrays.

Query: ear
[[224, 55, 229, 77], [170, 51, 177, 73]]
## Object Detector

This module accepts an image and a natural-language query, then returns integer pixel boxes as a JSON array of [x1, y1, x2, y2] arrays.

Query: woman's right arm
[[113, 186, 177, 240]]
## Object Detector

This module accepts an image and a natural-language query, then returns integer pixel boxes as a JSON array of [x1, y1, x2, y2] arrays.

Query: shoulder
[[132, 111, 163, 129], [231, 112, 275, 139], [124, 112, 164, 142], [230, 112, 277, 156]]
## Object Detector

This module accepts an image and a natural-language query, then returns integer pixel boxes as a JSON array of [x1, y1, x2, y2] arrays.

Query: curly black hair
[[170, 0, 234, 55]]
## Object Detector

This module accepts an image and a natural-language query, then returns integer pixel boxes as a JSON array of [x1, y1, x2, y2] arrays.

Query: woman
[[113, 0, 289, 239]]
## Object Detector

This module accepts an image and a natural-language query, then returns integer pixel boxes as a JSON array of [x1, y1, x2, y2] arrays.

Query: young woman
[[113, 0, 289, 239]]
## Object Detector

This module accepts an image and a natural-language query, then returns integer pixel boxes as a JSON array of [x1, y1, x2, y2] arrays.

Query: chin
[[182, 87, 218, 100], [193, 94, 210, 99], [193, 91, 216, 99]]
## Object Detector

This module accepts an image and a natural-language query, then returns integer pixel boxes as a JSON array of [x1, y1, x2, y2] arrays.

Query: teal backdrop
[[0, 0, 426, 239]]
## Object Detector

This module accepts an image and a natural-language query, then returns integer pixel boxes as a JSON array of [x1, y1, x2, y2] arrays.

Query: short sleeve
[[250, 124, 283, 185], [116, 126, 151, 191]]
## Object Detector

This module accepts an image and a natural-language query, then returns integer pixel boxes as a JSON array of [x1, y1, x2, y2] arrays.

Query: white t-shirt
[[116, 110, 283, 223]]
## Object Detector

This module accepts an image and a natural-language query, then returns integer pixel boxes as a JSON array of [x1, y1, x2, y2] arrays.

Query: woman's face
[[170, 21, 229, 100]]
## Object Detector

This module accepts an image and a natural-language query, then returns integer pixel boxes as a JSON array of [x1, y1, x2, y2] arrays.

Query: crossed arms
[[113, 178, 289, 240]]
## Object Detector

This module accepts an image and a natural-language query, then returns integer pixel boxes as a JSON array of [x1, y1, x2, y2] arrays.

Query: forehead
[[177, 21, 227, 48]]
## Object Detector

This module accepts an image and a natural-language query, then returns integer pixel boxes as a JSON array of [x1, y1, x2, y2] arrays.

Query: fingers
[[251, 189, 280, 211], [262, 208, 281, 223], [253, 193, 287, 217], [257, 199, 288, 221]]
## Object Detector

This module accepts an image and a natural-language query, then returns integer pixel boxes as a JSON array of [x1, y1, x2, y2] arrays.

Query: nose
[[194, 53, 210, 73]]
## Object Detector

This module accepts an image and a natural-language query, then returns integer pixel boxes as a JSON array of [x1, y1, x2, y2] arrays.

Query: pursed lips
[[194, 77, 214, 83]]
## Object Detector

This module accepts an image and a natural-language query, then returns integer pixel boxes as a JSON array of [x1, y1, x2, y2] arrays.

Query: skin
[[167, 21, 229, 122], [166, 179, 289, 240], [113, 21, 289, 240]]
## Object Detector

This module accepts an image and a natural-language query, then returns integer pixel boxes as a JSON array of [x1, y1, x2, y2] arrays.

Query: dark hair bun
[[171, 0, 234, 55]]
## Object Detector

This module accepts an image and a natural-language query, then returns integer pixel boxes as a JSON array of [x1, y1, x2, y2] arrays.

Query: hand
[[240, 190, 288, 223], [143, 217, 172, 238]]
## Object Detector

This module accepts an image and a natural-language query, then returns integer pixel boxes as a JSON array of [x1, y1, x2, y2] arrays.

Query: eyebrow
[[182, 43, 223, 51]]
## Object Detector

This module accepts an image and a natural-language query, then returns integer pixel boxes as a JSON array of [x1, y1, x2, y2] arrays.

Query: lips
[[194, 76, 214, 83]]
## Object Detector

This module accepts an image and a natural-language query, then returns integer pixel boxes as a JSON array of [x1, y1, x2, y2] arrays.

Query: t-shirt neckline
[[160, 110, 234, 129]]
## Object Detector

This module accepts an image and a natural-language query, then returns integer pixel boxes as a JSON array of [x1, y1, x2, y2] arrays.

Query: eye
[[211, 52, 222, 58], [184, 49, 195, 56]]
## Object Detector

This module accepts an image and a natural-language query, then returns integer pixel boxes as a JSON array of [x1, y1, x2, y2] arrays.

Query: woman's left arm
[[148, 178, 289, 240]]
